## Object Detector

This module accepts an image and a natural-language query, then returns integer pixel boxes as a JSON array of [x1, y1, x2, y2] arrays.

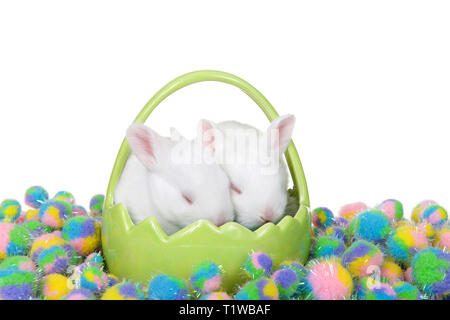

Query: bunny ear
[[267, 114, 296, 155], [126, 123, 165, 170], [196, 119, 218, 153]]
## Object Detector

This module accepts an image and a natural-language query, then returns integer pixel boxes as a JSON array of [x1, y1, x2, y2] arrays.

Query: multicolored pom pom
[[0, 199, 22, 223], [271, 268, 299, 299], [420, 205, 448, 228], [392, 281, 420, 300], [72, 205, 88, 217], [324, 226, 348, 243], [30, 231, 68, 261], [39, 199, 73, 229], [352, 210, 391, 243], [148, 275, 188, 300], [0, 266, 36, 300], [312, 207, 334, 230], [22, 220, 52, 238], [190, 261, 223, 293], [342, 240, 384, 279], [411, 247, 449, 296], [89, 194, 105, 217], [41, 273, 72, 300], [434, 225, 450, 250], [356, 277, 397, 300], [63, 288, 95, 300], [85, 252, 104, 267], [235, 277, 279, 300], [24, 186, 49, 209], [376, 199, 403, 222], [53, 191, 75, 205], [339, 202, 368, 221], [62, 216, 101, 256], [411, 200, 437, 224], [304, 258, 353, 300], [79, 264, 108, 294], [0, 222, 31, 260], [243, 252, 273, 279], [201, 291, 233, 300], [334, 217, 350, 228], [36, 245, 70, 275], [25, 209, 39, 221], [313, 235, 345, 259], [417, 221, 436, 239], [387, 226, 429, 265], [0, 256, 35, 272], [380, 259, 404, 285], [101, 282, 145, 300]]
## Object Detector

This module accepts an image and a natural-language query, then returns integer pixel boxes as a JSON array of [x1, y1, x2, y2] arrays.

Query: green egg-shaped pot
[[102, 70, 311, 294]]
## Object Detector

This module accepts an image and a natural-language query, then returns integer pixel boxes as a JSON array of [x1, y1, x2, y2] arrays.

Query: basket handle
[[104, 70, 310, 210]]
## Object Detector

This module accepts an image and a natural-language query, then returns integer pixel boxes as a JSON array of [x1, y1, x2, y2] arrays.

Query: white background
[[0, 1, 449, 219]]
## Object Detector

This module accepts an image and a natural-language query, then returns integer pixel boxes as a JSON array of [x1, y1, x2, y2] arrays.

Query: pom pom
[[79, 264, 108, 294], [148, 275, 188, 300], [36, 245, 70, 275], [376, 199, 403, 222], [53, 191, 75, 205], [235, 277, 279, 300], [243, 252, 273, 279], [190, 261, 223, 293], [30, 231, 74, 263], [24, 186, 49, 209], [411, 247, 450, 296], [101, 282, 145, 300], [271, 268, 299, 299], [356, 277, 397, 300], [380, 259, 404, 285], [85, 252, 104, 267], [304, 258, 353, 300], [89, 194, 105, 217], [0, 267, 36, 300], [22, 220, 52, 237], [342, 240, 384, 279], [25, 209, 39, 221], [0, 222, 31, 260], [72, 205, 87, 217], [41, 273, 72, 300], [324, 226, 348, 243], [411, 200, 437, 224], [392, 281, 420, 300], [352, 210, 391, 243], [417, 221, 436, 239], [62, 288, 95, 300], [334, 217, 350, 228], [0, 256, 35, 272], [201, 291, 233, 300], [39, 199, 72, 229], [434, 225, 450, 250], [313, 235, 345, 259], [62, 216, 101, 256], [0, 199, 22, 223], [312, 207, 334, 230], [421, 205, 448, 228], [387, 226, 429, 265], [338, 202, 368, 221], [277, 260, 306, 281]]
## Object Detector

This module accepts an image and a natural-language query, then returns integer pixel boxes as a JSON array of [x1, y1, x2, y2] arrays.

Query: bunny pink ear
[[267, 114, 296, 155], [196, 119, 218, 153], [126, 123, 164, 170]]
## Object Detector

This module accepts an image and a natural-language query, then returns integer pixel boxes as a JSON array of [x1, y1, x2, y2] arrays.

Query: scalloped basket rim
[[104, 201, 309, 244]]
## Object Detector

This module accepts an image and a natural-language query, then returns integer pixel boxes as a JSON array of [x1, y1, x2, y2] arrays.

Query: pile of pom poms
[[0, 187, 449, 300]]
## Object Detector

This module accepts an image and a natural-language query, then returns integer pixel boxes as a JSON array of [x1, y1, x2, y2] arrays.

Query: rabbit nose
[[260, 208, 274, 222]]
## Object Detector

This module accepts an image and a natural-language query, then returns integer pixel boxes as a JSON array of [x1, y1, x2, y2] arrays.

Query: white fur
[[197, 115, 296, 230], [115, 124, 235, 235]]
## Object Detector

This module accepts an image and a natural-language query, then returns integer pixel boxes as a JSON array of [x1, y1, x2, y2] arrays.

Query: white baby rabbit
[[197, 115, 296, 230], [114, 123, 235, 235]]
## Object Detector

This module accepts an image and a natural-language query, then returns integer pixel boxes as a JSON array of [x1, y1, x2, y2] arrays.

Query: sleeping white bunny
[[114, 123, 235, 235], [196, 115, 296, 230]]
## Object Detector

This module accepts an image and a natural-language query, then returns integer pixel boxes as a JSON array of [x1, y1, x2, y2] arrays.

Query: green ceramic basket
[[102, 70, 311, 293]]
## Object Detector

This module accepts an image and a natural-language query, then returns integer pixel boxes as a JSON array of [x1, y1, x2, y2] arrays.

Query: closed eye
[[182, 194, 193, 205], [230, 183, 242, 195]]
